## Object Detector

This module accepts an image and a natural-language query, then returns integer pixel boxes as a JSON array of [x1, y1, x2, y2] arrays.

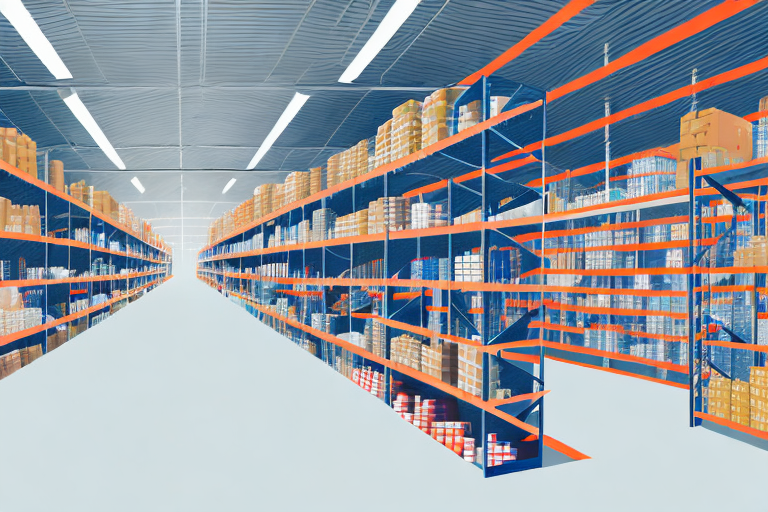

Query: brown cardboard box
[[48, 160, 65, 192]]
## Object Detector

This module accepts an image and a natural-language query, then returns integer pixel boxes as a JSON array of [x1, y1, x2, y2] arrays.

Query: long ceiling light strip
[[0, 0, 72, 79], [338, 0, 421, 83], [222, 178, 236, 194], [59, 89, 126, 170], [246, 92, 310, 170], [131, 177, 145, 194]]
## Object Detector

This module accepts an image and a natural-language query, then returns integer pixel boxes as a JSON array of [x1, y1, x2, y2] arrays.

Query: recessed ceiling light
[[338, 0, 421, 84], [59, 89, 125, 170], [131, 177, 145, 194], [222, 178, 236, 194], [0, 0, 72, 79], [246, 92, 310, 170]]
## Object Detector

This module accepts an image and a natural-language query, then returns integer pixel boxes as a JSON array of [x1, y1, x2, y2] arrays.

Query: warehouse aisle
[[1, 273, 766, 512]]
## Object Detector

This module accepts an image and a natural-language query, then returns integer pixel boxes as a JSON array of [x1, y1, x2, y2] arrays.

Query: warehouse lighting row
[[2, 0, 423, 189], [245, 0, 421, 172]]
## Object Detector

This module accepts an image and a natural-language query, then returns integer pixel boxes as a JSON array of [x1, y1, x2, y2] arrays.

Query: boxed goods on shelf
[[284, 171, 311, 204], [676, 108, 753, 188], [334, 210, 368, 238], [391, 100, 422, 160], [751, 366, 768, 432], [368, 197, 410, 233], [327, 139, 371, 187], [454, 252, 483, 283], [458, 344, 483, 397], [0, 128, 18, 168], [312, 208, 336, 242], [391, 333, 422, 371], [731, 379, 751, 427], [453, 208, 482, 225], [393, 392, 477, 462], [0, 197, 41, 235], [421, 87, 463, 148], [253, 184, 276, 218], [309, 166, 323, 195], [626, 152, 676, 198], [411, 201, 448, 229], [458, 100, 482, 132], [15, 133, 37, 178], [48, 160, 65, 192], [486, 433, 518, 467], [374, 120, 392, 168], [708, 375, 732, 419]]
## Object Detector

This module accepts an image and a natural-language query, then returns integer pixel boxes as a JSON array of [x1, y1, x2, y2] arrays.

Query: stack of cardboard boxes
[[367, 196, 410, 234], [458, 100, 482, 132], [731, 379, 751, 427], [327, 139, 371, 187], [309, 167, 323, 195], [390, 333, 422, 371], [253, 184, 276, 219], [311, 208, 336, 242], [391, 100, 422, 160], [676, 108, 753, 189], [0, 196, 42, 235], [458, 344, 483, 397], [0, 128, 38, 179], [708, 375, 731, 419], [750, 366, 768, 432], [733, 236, 768, 267], [421, 88, 463, 148], [420, 340, 458, 385], [374, 120, 393, 168], [283, 170, 311, 204], [333, 210, 368, 239], [48, 160, 65, 192]]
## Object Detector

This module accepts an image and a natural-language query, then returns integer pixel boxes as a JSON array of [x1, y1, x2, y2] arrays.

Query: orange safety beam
[[548, 0, 761, 102], [545, 354, 690, 389], [527, 147, 676, 187], [426, 306, 449, 313], [543, 341, 688, 373], [543, 299, 688, 319], [403, 179, 449, 199], [696, 155, 768, 177], [694, 412, 768, 441], [494, 54, 768, 163], [703, 339, 768, 353], [455, 155, 540, 184], [530, 321, 585, 334], [460, 0, 596, 85], [515, 215, 688, 243], [500, 352, 542, 365], [542, 435, 592, 461], [744, 110, 768, 122], [393, 291, 420, 301], [487, 389, 549, 408]]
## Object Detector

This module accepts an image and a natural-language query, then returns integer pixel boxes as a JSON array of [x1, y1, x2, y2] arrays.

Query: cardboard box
[[676, 108, 753, 188]]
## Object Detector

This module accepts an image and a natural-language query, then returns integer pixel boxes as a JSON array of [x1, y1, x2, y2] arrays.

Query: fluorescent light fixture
[[222, 178, 236, 194], [131, 177, 145, 194], [0, 0, 72, 79], [58, 89, 126, 170], [338, 0, 421, 83], [246, 92, 310, 170]]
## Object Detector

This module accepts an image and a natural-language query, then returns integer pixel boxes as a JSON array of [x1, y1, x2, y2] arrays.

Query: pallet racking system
[[199, 56, 768, 468], [0, 158, 173, 379]]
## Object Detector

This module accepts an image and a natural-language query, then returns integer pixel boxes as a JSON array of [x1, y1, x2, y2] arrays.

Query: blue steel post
[[480, 76, 490, 477], [688, 157, 703, 427]]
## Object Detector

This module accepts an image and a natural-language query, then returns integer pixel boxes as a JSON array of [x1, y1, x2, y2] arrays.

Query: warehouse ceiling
[[1, 0, 768, 262]]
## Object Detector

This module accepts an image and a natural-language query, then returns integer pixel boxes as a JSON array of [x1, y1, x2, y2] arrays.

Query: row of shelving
[[0, 155, 173, 381]]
